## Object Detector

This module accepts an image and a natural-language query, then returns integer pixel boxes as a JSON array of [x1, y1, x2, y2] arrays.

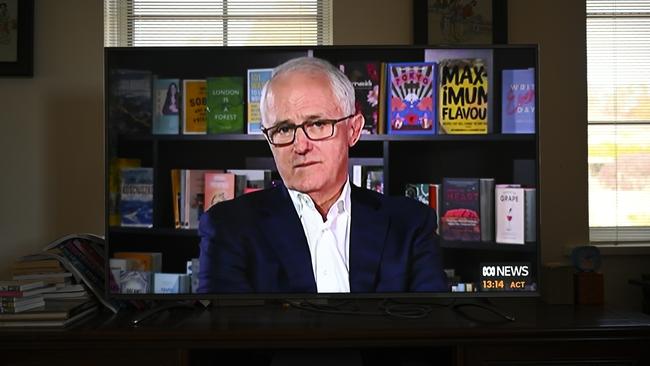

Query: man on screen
[[197, 57, 447, 293]]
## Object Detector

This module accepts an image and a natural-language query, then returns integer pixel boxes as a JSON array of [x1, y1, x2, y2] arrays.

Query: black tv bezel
[[103, 44, 541, 302]]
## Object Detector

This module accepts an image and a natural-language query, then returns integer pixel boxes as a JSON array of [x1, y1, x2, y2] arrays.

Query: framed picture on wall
[[0, 0, 34, 77], [413, 0, 508, 45]]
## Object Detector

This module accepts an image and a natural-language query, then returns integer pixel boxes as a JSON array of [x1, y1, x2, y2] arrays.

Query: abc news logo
[[481, 264, 530, 277]]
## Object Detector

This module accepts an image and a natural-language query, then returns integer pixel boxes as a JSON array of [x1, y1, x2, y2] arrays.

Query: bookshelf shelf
[[440, 240, 536, 253]]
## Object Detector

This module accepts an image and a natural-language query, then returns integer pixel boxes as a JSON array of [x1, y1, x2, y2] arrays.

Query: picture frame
[[413, 0, 508, 45], [0, 0, 34, 77]]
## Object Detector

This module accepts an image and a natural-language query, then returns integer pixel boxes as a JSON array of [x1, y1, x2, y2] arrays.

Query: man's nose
[[293, 126, 311, 152]]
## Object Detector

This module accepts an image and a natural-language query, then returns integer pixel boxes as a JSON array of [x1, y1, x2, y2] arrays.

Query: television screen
[[105, 46, 539, 299]]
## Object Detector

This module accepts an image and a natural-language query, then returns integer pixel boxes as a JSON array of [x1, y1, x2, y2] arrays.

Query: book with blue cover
[[386, 62, 437, 135], [119, 167, 153, 228], [152, 77, 180, 134], [247, 69, 273, 134], [502, 68, 535, 133]]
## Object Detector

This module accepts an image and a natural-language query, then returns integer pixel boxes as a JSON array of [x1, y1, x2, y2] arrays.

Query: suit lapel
[[257, 186, 317, 292], [349, 186, 389, 292]]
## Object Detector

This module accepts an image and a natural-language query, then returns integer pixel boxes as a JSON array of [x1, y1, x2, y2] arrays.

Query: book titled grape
[[339, 62, 381, 134], [441, 178, 480, 241], [119, 168, 153, 228], [495, 185, 525, 244], [247, 69, 273, 134], [502, 68, 535, 133], [387, 62, 437, 134], [207, 77, 244, 134], [152, 77, 180, 134], [438, 59, 488, 134]]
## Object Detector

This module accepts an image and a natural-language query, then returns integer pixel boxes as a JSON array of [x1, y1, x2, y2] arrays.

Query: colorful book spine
[[495, 185, 525, 244], [339, 62, 381, 134], [438, 58, 488, 134], [119, 167, 153, 228], [440, 178, 481, 242], [182, 79, 207, 134], [429, 183, 440, 234], [247, 69, 273, 134], [387, 62, 437, 134], [502, 68, 535, 133], [152, 77, 181, 134], [207, 77, 244, 134]]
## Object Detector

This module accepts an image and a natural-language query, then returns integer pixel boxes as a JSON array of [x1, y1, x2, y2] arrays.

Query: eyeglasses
[[261, 114, 355, 146]]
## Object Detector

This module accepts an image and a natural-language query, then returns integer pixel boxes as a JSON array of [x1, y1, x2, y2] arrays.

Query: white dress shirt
[[287, 180, 351, 293]]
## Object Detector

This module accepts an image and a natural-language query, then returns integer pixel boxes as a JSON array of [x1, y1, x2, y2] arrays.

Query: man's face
[[264, 70, 361, 195]]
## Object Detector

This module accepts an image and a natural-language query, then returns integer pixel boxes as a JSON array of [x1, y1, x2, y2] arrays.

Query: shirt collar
[[287, 179, 351, 219]]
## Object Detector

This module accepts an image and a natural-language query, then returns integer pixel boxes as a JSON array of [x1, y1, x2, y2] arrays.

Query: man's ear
[[348, 114, 364, 147]]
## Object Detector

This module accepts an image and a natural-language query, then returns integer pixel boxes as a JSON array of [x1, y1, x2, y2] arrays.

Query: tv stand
[[1, 300, 649, 366]]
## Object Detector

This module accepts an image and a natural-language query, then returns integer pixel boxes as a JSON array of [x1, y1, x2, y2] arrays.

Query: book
[[0, 296, 45, 313], [438, 58, 488, 134], [187, 258, 200, 293], [109, 258, 139, 293], [184, 170, 221, 229], [204, 172, 236, 211], [386, 62, 437, 134], [495, 185, 525, 244], [119, 167, 154, 228], [182, 79, 207, 134], [502, 68, 535, 133], [366, 168, 384, 194], [405, 183, 430, 205], [153, 273, 190, 294], [120, 271, 152, 294], [524, 188, 537, 242], [440, 178, 481, 242], [0, 300, 98, 327], [0, 280, 44, 292], [38, 233, 120, 314], [113, 252, 163, 272], [479, 178, 495, 242], [152, 77, 181, 134], [247, 68, 273, 134], [171, 169, 181, 229], [207, 77, 244, 134], [429, 184, 440, 234], [108, 69, 153, 135], [226, 169, 272, 190], [339, 62, 381, 134], [377, 62, 387, 134], [0, 285, 57, 298], [108, 158, 141, 226]]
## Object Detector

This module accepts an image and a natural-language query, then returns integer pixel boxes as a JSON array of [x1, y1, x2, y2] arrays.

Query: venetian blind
[[104, 0, 332, 46], [587, 0, 650, 243]]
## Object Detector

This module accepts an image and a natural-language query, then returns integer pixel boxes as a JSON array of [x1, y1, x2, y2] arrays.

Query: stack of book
[[0, 298, 98, 328], [12, 253, 89, 301], [0, 280, 51, 314]]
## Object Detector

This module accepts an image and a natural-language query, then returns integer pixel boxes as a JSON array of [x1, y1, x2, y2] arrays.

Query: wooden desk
[[1, 300, 649, 366]]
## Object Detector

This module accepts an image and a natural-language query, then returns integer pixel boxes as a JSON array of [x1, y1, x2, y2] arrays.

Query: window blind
[[587, 0, 650, 243], [104, 0, 332, 47]]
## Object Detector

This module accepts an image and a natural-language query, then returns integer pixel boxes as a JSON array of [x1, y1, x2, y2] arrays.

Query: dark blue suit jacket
[[197, 184, 447, 293]]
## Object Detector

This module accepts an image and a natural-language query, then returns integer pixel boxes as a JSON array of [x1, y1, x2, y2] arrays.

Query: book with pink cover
[[204, 173, 236, 211]]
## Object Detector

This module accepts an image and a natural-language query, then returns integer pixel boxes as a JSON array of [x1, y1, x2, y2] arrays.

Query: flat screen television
[[104, 45, 540, 303]]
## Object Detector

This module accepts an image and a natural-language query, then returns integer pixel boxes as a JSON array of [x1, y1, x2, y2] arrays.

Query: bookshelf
[[105, 45, 539, 288]]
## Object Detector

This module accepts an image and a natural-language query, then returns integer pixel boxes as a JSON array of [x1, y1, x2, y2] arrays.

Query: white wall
[[0, 0, 104, 278]]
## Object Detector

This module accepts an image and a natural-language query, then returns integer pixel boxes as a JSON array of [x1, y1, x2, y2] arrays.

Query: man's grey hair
[[259, 57, 355, 127]]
